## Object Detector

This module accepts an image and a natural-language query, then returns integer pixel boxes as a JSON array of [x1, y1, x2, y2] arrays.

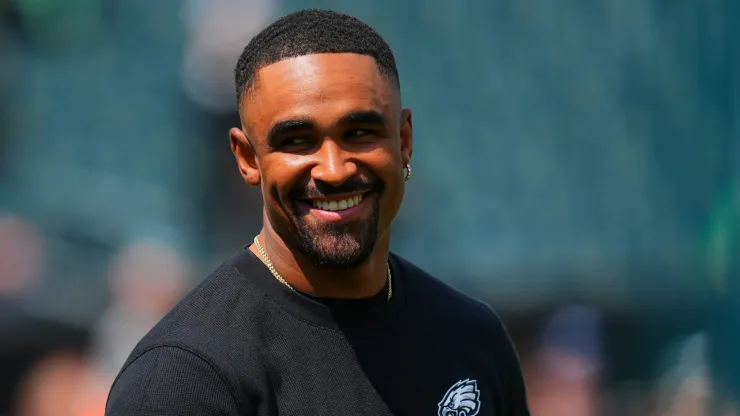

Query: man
[[106, 9, 529, 416]]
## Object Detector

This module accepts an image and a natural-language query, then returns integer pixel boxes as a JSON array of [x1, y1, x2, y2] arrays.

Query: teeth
[[312, 194, 364, 211]]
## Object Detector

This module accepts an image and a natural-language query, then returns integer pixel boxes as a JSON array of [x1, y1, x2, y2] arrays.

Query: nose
[[310, 139, 357, 186]]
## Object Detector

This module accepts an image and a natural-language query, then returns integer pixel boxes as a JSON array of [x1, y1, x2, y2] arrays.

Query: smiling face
[[232, 53, 413, 269]]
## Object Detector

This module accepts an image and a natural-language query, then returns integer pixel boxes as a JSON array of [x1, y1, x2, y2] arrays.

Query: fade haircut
[[234, 9, 400, 104]]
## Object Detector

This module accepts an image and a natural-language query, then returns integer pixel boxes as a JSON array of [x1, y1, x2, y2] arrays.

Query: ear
[[229, 127, 261, 186], [400, 108, 413, 166]]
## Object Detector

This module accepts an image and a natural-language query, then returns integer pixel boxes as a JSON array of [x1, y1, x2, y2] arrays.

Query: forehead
[[243, 53, 396, 133]]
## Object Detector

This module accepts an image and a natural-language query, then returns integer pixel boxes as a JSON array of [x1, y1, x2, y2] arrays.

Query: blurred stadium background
[[0, 0, 738, 415]]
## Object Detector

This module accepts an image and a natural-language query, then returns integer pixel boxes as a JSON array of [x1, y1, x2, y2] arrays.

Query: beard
[[282, 175, 383, 269], [292, 196, 380, 268]]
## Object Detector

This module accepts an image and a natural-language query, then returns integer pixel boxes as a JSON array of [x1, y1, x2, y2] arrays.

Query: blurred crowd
[[0, 0, 738, 415]]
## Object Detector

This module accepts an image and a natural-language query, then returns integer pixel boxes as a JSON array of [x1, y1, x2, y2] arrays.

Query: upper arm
[[105, 346, 240, 416], [501, 331, 530, 416], [478, 302, 531, 416]]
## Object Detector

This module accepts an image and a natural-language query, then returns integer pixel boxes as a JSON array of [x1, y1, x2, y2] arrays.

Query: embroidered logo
[[437, 378, 482, 416]]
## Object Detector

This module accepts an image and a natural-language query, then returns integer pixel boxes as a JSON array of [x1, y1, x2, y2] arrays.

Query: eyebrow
[[337, 110, 387, 127], [265, 110, 387, 149], [266, 119, 314, 148]]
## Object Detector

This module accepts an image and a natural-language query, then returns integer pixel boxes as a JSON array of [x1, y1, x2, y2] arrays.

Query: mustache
[[291, 176, 383, 200]]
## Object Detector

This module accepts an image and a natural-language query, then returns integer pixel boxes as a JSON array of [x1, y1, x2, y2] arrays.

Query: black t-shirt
[[105, 248, 530, 416]]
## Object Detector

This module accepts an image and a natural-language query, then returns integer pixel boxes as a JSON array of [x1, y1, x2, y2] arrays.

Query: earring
[[403, 163, 412, 182]]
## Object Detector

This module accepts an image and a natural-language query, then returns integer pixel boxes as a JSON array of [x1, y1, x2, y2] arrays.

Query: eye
[[350, 129, 369, 136], [281, 136, 312, 148], [345, 129, 373, 139]]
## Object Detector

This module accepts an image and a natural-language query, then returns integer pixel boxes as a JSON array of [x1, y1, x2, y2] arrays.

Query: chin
[[297, 231, 376, 269]]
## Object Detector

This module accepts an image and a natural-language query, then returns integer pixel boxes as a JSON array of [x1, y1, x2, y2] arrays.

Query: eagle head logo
[[437, 378, 482, 416]]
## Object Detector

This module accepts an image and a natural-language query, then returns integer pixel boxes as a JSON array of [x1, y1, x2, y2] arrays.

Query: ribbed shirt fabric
[[105, 247, 529, 415]]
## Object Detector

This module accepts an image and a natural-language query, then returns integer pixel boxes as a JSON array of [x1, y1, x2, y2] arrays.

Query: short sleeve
[[502, 333, 530, 416], [478, 302, 531, 416], [105, 346, 241, 416]]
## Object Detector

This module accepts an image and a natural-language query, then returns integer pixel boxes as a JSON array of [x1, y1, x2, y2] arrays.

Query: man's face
[[232, 53, 413, 268]]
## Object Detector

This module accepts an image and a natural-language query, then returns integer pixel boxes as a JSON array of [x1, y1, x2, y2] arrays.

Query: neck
[[250, 221, 391, 300]]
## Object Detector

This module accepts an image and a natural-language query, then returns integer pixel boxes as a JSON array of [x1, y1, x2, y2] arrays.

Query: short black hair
[[234, 9, 399, 104]]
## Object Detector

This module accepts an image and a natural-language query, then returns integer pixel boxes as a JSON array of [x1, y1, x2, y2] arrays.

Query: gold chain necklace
[[253, 236, 392, 301]]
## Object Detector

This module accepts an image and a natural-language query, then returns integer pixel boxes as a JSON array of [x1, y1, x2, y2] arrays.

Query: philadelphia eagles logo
[[437, 378, 482, 416]]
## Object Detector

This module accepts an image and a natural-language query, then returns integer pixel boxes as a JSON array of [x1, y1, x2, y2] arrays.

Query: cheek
[[386, 179, 405, 215], [265, 180, 295, 217], [261, 163, 309, 219], [366, 145, 402, 180], [260, 161, 290, 199], [377, 162, 405, 218], [259, 167, 292, 215], [263, 181, 299, 235], [266, 179, 281, 205]]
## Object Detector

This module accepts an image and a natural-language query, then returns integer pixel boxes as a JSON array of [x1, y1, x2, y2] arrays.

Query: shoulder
[[393, 253, 507, 334], [393, 254, 530, 413], [108, 251, 275, 414], [113, 251, 272, 391], [106, 344, 243, 415], [132, 253, 258, 354]]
